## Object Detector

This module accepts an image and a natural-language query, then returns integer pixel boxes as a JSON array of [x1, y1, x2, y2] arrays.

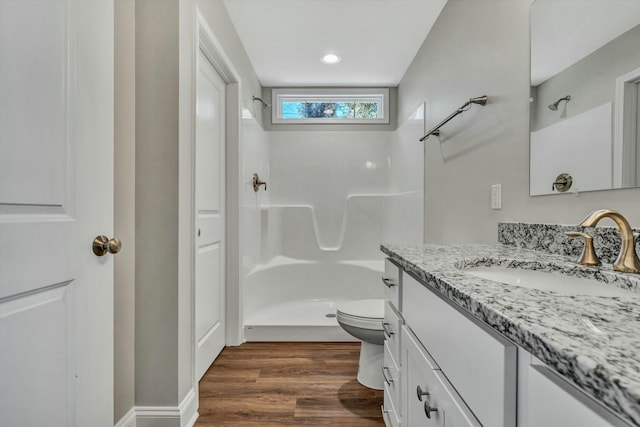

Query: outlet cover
[[491, 184, 502, 209]]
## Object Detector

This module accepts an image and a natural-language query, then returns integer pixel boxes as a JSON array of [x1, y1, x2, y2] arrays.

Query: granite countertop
[[381, 242, 640, 427]]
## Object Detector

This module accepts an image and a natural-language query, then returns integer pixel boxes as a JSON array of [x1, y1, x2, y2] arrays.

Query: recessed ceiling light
[[321, 54, 341, 64]]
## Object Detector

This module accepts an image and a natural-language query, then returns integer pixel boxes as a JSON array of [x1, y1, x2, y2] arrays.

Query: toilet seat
[[336, 299, 384, 330]]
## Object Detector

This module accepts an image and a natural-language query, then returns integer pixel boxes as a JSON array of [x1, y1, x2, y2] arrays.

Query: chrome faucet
[[579, 209, 640, 274]]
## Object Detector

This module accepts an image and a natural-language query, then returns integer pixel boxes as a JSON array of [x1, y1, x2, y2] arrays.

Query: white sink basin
[[464, 266, 635, 297]]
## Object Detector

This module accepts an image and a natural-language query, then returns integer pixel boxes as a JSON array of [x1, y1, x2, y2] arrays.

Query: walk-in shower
[[241, 106, 425, 341]]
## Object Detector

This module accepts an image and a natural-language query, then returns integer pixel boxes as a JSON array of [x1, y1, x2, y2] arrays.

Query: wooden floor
[[195, 342, 385, 426]]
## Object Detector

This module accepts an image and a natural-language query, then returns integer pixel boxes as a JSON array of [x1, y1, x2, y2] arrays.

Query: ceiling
[[223, 0, 448, 87]]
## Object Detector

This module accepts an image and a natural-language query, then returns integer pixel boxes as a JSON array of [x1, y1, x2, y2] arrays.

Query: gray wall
[[197, 0, 264, 128], [114, 0, 263, 421], [398, 0, 640, 244], [135, 0, 181, 406], [532, 24, 640, 131], [114, 0, 136, 421]]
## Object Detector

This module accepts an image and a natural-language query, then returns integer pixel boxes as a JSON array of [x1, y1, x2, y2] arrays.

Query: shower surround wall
[[244, 111, 424, 341]]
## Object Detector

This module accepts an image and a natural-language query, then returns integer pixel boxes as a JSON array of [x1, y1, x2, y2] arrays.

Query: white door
[[0, 1, 114, 426], [195, 49, 226, 380]]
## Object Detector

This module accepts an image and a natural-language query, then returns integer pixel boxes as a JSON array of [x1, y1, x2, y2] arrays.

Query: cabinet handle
[[381, 277, 397, 288], [424, 400, 438, 419], [382, 322, 394, 338], [382, 366, 395, 385], [416, 385, 429, 401], [381, 405, 393, 425]]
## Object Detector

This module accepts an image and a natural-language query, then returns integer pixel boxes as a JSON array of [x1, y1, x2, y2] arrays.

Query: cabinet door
[[403, 274, 517, 427], [527, 365, 625, 427], [401, 326, 481, 427]]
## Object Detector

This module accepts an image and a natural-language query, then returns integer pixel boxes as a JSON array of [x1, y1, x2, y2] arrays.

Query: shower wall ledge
[[261, 191, 422, 261], [247, 255, 385, 276]]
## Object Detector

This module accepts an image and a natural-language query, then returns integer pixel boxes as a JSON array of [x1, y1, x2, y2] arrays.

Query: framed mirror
[[530, 0, 640, 196]]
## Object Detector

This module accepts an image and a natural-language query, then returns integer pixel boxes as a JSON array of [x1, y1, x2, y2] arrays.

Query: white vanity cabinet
[[401, 326, 482, 426], [383, 256, 635, 427], [382, 259, 404, 426], [402, 273, 517, 427], [518, 350, 633, 427]]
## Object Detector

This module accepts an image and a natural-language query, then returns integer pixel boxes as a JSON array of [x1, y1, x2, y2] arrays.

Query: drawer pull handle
[[382, 366, 395, 385], [424, 400, 438, 419], [381, 277, 397, 288], [381, 405, 393, 425], [416, 385, 430, 401], [382, 322, 394, 338]]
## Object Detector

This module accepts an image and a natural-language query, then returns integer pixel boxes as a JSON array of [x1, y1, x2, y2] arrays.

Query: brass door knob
[[93, 235, 122, 256]]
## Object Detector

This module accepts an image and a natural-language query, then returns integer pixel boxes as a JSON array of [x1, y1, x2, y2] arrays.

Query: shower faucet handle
[[252, 173, 267, 192]]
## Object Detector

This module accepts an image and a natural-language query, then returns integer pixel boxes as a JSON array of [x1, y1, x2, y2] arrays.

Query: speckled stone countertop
[[381, 243, 640, 426]]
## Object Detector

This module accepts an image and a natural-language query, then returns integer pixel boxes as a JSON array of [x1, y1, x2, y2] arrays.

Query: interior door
[[195, 49, 227, 380], [0, 1, 114, 426]]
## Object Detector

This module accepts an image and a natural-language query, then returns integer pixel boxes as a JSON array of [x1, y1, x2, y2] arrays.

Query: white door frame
[[194, 10, 243, 360], [614, 65, 640, 188]]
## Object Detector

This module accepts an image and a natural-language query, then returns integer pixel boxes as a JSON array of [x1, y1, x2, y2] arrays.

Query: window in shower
[[272, 88, 389, 124]]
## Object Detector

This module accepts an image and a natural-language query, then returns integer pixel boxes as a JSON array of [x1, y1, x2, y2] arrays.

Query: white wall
[[385, 104, 425, 243], [241, 111, 269, 277], [264, 126, 424, 261], [398, 0, 640, 245], [267, 131, 393, 259]]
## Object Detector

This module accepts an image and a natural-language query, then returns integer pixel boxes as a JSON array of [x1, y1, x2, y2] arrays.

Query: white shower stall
[[241, 106, 425, 341]]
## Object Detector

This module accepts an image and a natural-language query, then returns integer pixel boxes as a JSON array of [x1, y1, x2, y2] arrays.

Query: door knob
[[93, 235, 122, 256]]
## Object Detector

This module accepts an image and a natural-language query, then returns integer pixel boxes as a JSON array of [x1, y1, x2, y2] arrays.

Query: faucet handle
[[252, 173, 267, 192], [566, 231, 601, 266]]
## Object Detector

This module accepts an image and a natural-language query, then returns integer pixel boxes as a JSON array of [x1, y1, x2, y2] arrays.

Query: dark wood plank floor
[[195, 342, 385, 426]]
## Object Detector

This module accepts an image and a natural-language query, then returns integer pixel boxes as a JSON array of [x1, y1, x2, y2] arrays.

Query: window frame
[[271, 88, 390, 124]]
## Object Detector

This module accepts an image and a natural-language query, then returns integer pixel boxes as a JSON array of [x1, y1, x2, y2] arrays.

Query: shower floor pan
[[243, 299, 356, 342]]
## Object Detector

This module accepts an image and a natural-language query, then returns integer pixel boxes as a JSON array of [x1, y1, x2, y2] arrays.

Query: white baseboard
[[114, 407, 136, 427], [179, 388, 199, 427], [114, 389, 198, 427]]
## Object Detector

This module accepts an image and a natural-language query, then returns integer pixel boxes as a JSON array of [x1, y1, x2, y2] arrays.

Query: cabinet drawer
[[384, 300, 403, 363], [383, 258, 401, 309], [383, 340, 401, 415], [403, 273, 517, 427], [401, 326, 481, 427], [383, 382, 401, 427]]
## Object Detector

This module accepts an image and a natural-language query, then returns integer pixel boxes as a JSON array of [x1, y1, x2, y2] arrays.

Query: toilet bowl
[[336, 299, 385, 390]]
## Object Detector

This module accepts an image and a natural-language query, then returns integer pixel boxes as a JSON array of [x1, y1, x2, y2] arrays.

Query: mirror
[[530, 0, 640, 196]]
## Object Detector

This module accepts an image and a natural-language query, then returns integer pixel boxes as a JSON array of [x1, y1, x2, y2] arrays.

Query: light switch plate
[[491, 184, 502, 209]]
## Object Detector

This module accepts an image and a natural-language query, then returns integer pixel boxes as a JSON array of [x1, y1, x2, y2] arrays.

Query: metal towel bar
[[419, 95, 488, 141]]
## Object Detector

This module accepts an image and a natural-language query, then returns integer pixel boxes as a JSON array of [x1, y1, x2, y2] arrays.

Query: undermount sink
[[464, 266, 635, 297]]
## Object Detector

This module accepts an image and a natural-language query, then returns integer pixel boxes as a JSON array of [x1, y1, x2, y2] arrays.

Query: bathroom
[[207, 0, 640, 424], [125, 0, 640, 425], [2, 0, 640, 426]]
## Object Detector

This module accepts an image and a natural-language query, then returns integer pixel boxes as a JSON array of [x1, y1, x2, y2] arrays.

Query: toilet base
[[356, 341, 384, 390]]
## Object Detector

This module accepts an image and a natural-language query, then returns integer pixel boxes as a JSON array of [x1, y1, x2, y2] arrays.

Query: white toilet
[[336, 299, 385, 390]]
